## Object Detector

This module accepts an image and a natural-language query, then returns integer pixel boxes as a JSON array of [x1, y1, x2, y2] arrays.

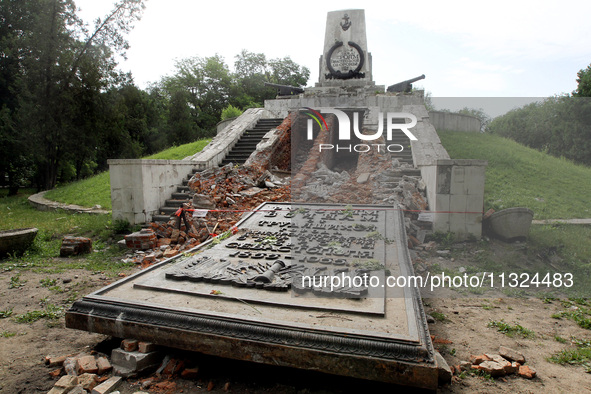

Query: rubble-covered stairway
[[220, 118, 283, 166], [151, 118, 283, 223], [386, 116, 414, 167], [152, 168, 202, 223]]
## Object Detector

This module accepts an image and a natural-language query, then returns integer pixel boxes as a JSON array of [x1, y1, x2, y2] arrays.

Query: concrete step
[[221, 159, 246, 165], [152, 214, 172, 222], [165, 199, 189, 207], [171, 192, 192, 200], [177, 185, 191, 192], [159, 206, 180, 214]]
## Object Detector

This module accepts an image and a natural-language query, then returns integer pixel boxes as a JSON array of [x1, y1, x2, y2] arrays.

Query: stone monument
[[317, 10, 376, 88]]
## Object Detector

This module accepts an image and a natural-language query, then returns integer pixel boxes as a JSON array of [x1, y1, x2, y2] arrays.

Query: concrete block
[[435, 194, 450, 212], [111, 348, 162, 373], [466, 196, 484, 214], [450, 167, 466, 195], [449, 214, 467, 235], [449, 195, 467, 214]]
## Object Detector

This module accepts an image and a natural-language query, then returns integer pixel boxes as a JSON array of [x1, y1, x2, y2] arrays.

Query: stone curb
[[532, 218, 591, 225], [28, 191, 111, 215]]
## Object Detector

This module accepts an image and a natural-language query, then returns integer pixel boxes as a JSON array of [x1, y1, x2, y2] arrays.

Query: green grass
[[0, 308, 14, 318], [0, 331, 17, 338], [45, 171, 112, 210], [549, 338, 591, 372], [0, 190, 134, 275], [439, 131, 591, 219], [144, 139, 211, 160], [487, 319, 535, 338], [44, 138, 211, 209], [552, 299, 591, 330], [14, 304, 63, 324]]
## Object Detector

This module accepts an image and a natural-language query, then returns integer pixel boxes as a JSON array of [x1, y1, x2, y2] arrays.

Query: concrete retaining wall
[[429, 111, 481, 132], [109, 159, 197, 225], [421, 159, 487, 239]]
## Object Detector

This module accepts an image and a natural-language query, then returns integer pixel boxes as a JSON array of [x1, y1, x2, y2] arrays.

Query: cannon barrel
[[264, 82, 304, 96], [387, 74, 426, 93]]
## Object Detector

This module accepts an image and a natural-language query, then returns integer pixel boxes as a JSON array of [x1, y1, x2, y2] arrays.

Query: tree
[[268, 56, 310, 87], [573, 64, 591, 97], [458, 107, 491, 132], [159, 55, 233, 141], [231, 51, 310, 109], [3, 0, 146, 191], [488, 96, 591, 165]]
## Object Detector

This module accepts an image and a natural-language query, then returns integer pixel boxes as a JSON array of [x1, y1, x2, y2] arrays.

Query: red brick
[[469, 354, 492, 365], [96, 357, 112, 375], [157, 238, 171, 247], [138, 342, 157, 353], [121, 339, 138, 352], [163, 249, 179, 259], [76, 355, 98, 375], [77, 373, 99, 391], [45, 355, 68, 367], [518, 365, 536, 379], [180, 367, 199, 379], [49, 368, 62, 378]]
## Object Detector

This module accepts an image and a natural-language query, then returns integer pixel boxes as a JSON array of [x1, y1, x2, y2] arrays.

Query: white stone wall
[[429, 111, 481, 133], [421, 159, 487, 239], [109, 159, 197, 225]]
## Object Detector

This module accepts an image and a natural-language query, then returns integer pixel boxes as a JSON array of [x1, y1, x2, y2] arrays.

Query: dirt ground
[[1, 240, 591, 393]]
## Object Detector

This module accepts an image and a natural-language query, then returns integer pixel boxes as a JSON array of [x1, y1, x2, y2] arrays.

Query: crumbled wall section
[[292, 114, 336, 190], [244, 114, 293, 173]]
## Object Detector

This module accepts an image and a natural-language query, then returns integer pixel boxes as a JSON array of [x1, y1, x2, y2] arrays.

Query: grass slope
[[44, 139, 211, 210], [439, 131, 591, 220]]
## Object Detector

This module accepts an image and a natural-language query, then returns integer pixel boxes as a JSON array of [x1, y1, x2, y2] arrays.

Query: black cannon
[[264, 82, 305, 96], [386, 74, 426, 93]]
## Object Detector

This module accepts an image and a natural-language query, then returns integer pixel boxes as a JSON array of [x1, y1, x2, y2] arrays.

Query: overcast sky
[[74, 0, 591, 115]]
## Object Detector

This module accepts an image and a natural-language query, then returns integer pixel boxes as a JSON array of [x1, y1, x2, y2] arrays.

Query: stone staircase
[[385, 117, 414, 167], [151, 118, 283, 223], [220, 118, 283, 166], [152, 168, 202, 223]]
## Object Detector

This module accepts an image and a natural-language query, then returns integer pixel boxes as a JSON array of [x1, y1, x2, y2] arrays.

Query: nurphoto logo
[[302, 107, 418, 153]]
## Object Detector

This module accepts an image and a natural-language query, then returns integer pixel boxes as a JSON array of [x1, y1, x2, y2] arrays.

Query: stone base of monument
[[66, 203, 437, 391]]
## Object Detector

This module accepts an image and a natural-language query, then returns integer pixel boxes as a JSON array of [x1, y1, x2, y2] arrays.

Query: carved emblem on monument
[[325, 41, 366, 80], [340, 13, 351, 31]]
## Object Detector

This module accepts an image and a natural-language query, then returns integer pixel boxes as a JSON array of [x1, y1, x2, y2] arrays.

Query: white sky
[[74, 0, 591, 115]]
